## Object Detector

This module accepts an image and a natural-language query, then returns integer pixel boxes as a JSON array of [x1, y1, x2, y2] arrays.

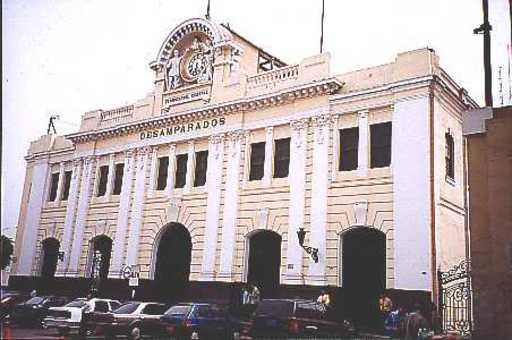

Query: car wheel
[[130, 325, 141, 340]]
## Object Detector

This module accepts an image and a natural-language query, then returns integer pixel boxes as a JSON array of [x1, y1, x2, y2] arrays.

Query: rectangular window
[[273, 138, 290, 178], [48, 173, 60, 201], [249, 142, 266, 181], [445, 132, 455, 180], [194, 151, 208, 187], [339, 128, 359, 171], [156, 157, 169, 190], [112, 163, 124, 195], [175, 154, 188, 188], [61, 171, 72, 201], [96, 165, 109, 197], [370, 122, 392, 168]]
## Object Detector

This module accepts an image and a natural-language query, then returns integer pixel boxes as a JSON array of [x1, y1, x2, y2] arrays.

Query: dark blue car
[[159, 302, 237, 339]]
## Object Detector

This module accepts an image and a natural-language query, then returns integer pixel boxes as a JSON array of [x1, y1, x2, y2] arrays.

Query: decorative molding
[[290, 118, 309, 148], [255, 208, 270, 230], [95, 220, 108, 236], [353, 200, 368, 226], [166, 199, 181, 222]]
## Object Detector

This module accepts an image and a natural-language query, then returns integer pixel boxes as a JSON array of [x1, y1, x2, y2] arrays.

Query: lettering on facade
[[139, 117, 225, 140], [164, 88, 210, 107]]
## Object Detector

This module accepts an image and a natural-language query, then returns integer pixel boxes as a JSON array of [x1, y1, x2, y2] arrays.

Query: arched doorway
[[88, 235, 113, 280], [154, 223, 192, 300], [247, 230, 282, 297], [342, 228, 386, 330], [41, 238, 60, 278]]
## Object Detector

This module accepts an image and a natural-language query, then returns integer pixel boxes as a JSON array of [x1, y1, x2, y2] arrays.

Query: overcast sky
[[2, 0, 511, 238]]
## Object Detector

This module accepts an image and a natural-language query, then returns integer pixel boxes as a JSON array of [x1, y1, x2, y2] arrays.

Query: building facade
[[463, 106, 512, 339], [11, 18, 477, 323]]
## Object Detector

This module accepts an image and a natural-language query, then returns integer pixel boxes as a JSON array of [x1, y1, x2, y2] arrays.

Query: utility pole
[[205, 0, 211, 20], [474, 0, 493, 107], [320, 0, 325, 54]]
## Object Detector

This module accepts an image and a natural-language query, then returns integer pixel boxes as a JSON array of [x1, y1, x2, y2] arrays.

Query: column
[[109, 149, 136, 277], [56, 159, 82, 276], [67, 156, 96, 277], [284, 118, 309, 284], [166, 144, 177, 196], [263, 127, 274, 185], [218, 130, 244, 281], [184, 141, 195, 193], [125, 146, 151, 267], [105, 154, 115, 200], [54, 162, 65, 205], [357, 110, 369, 176], [148, 147, 158, 197], [307, 114, 332, 285], [199, 134, 224, 281], [16, 159, 50, 275], [393, 97, 432, 290]]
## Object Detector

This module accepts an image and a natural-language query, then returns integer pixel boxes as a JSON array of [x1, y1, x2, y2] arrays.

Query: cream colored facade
[[12, 18, 478, 297]]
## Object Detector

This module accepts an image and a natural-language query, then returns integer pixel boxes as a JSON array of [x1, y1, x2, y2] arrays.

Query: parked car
[[159, 302, 237, 339], [10, 295, 69, 326], [43, 297, 121, 336], [91, 301, 168, 339], [0, 290, 29, 320], [249, 299, 355, 339]]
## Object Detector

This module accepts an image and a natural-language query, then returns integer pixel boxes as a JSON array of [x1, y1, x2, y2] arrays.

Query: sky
[[2, 0, 511, 238]]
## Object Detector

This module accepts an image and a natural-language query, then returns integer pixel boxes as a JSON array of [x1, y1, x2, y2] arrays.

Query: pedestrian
[[430, 303, 442, 334], [384, 305, 405, 337], [403, 303, 429, 340], [317, 289, 330, 313], [378, 293, 393, 332], [30, 289, 37, 298], [249, 284, 261, 305], [241, 284, 250, 305]]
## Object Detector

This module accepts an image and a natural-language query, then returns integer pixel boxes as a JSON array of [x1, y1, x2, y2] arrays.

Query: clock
[[187, 53, 208, 79]]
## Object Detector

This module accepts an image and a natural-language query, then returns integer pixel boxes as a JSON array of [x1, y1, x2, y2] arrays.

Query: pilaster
[[166, 144, 177, 196], [105, 153, 115, 200], [109, 149, 136, 278], [199, 133, 225, 281], [54, 162, 65, 205], [148, 146, 159, 196], [357, 110, 369, 176], [218, 130, 245, 281], [284, 118, 309, 284], [67, 156, 96, 277], [263, 127, 274, 185], [185, 141, 195, 193]]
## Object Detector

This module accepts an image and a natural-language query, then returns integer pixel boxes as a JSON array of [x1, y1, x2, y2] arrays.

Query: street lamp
[[297, 227, 319, 263]]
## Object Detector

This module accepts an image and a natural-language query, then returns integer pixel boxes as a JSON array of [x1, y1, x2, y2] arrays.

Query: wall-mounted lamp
[[58, 251, 65, 261], [297, 227, 319, 263]]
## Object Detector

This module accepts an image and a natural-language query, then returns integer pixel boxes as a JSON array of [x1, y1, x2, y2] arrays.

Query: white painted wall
[[392, 96, 432, 291], [16, 160, 50, 275]]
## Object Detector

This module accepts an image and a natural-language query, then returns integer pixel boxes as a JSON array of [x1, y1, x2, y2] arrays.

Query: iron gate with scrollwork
[[438, 260, 472, 336]]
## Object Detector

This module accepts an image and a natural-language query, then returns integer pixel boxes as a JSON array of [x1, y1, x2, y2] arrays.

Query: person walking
[[317, 290, 331, 314], [378, 293, 393, 332]]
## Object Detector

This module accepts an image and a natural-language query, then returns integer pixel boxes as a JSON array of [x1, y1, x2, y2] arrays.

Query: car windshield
[[164, 305, 192, 316], [113, 303, 140, 314], [25, 297, 45, 305], [65, 299, 87, 308], [255, 300, 294, 317]]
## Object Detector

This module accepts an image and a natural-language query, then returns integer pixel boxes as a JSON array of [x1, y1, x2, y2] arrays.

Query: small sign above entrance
[[163, 87, 210, 107]]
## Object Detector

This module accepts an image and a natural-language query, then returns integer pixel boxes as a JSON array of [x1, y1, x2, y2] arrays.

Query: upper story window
[[61, 171, 72, 201], [273, 138, 290, 178], [370, 122, 392, 168], [156, 157, 169, 190], [48, 172, 60, 201], [175, 154, 188, 188], [194, 151, 208, 187], [112, 163, 124, 195], [96, 165, 109, 197], [339, 127, 359, 171], [445, 132, 455, 181], [249, 142, 265, 181]]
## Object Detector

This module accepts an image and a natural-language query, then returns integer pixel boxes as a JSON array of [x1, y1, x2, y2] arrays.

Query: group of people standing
[[379, 293, 441, 339]]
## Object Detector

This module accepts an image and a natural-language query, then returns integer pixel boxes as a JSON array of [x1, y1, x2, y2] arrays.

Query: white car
[[43, 297, 121, 336]]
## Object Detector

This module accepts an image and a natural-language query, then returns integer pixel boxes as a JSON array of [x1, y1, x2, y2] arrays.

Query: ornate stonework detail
[[353, 200, 368, 226], [290, 118, 309, 148], [265, 126, 274, 136], [167, 199, 181, 222], [169, 144, 177, 153], [312, 114, 334, 145], [255, 208, 270, 230], [209, 133, 224, 159], [358, 110, 369, 119]]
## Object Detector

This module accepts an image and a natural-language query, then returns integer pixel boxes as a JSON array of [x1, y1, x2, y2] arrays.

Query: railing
[[99, 105, 134, 127], [247, 65, 299, 95]]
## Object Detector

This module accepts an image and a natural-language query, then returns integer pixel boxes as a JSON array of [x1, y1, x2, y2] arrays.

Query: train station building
[[10, 17, 478, 324]]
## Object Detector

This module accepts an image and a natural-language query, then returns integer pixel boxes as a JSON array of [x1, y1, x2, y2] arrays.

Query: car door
[[139, 303, 167, 335]]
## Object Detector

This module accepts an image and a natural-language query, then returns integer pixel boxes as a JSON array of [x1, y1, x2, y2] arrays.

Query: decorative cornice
[[66, 78, 343, 144]]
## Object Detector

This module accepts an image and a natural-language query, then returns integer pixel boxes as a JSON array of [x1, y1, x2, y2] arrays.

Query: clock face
[[186, 53, 208, 79]]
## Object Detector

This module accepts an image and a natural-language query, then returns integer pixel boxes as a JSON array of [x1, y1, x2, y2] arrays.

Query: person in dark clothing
[[403, 303, 429, 340]]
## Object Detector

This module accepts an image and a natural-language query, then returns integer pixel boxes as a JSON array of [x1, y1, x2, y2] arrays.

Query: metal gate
[[438, 260, 472, 336]]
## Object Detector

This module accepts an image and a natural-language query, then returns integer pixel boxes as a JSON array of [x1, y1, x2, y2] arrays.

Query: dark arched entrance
[[41, 238, 60, 278], [154, 223, 192, 300], [247, 230, 282, 297], [89, 235, 113, 280], [342, 228, 386, 330]]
